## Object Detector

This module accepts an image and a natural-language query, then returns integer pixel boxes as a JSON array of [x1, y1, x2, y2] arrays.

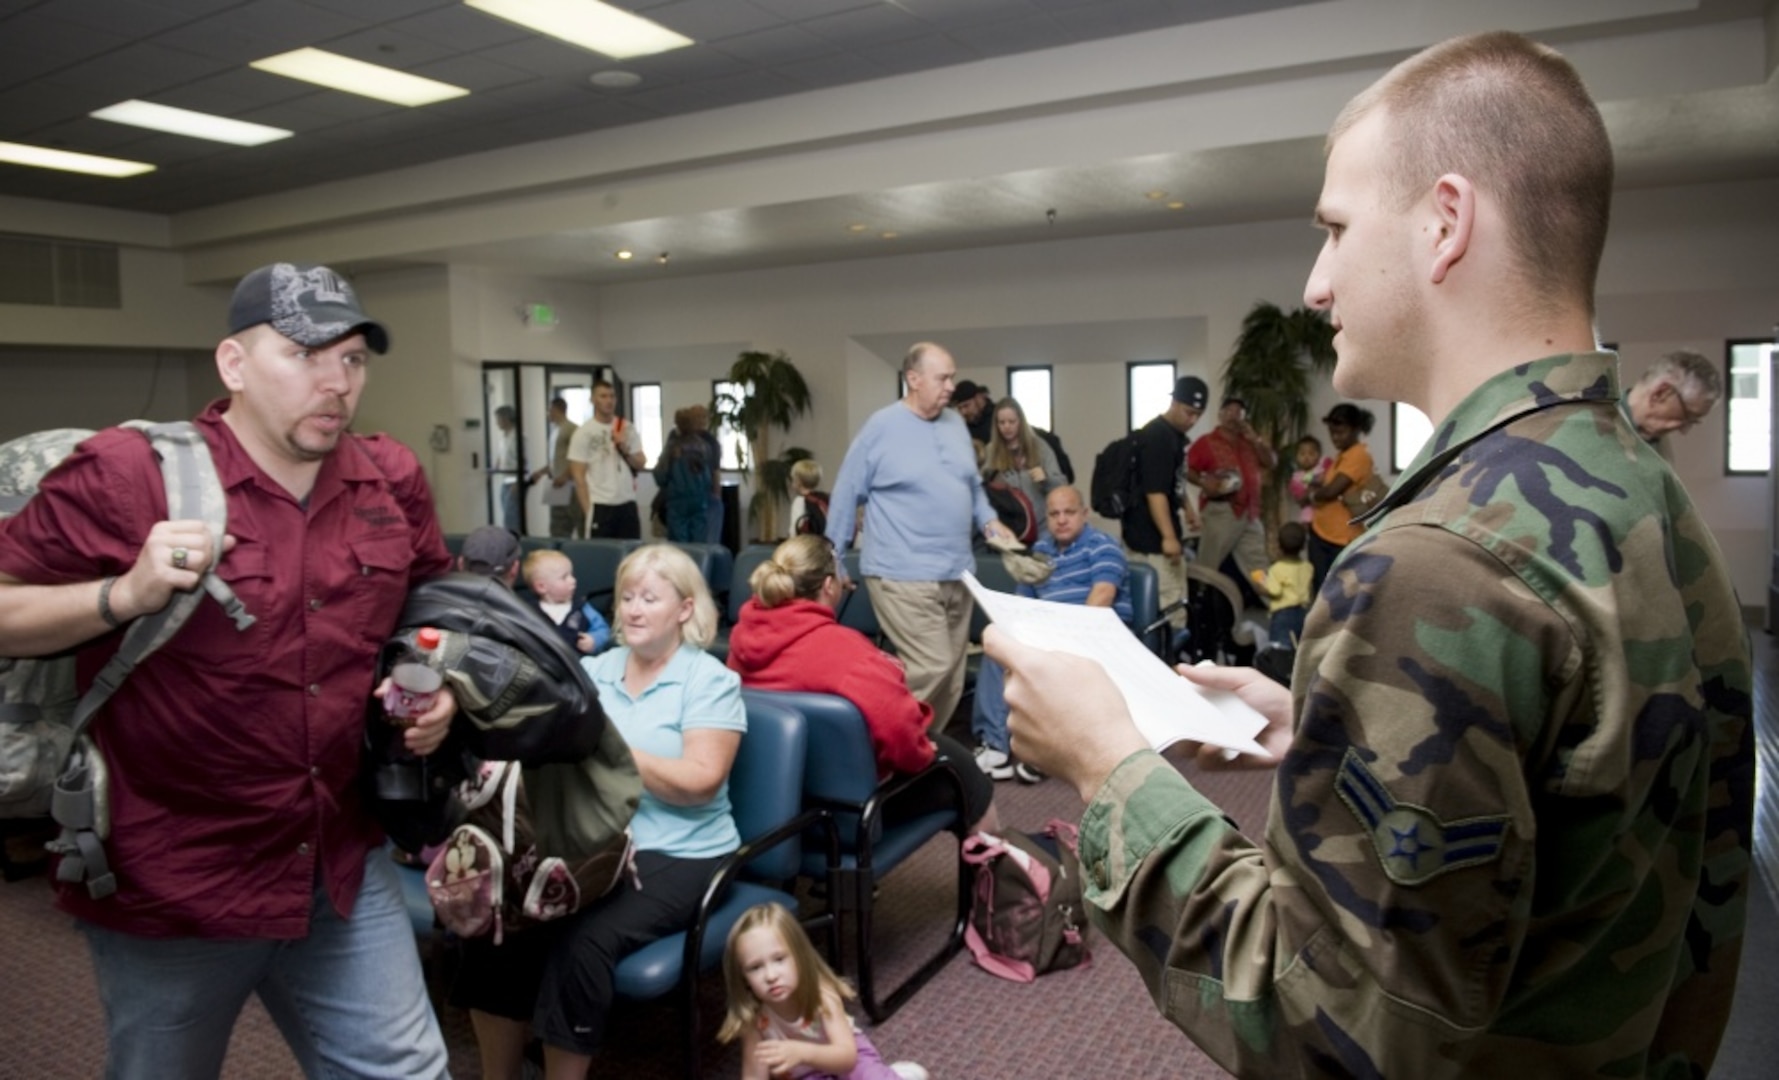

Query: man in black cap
[[950, 378, 994, 445], [1122, 375, 1208, 632], [0, 261, 453, 1078], [459, 524, 523, 587]]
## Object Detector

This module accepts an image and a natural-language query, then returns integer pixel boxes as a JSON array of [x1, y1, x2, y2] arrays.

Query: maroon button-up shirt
[[0, 402, 450, 938]]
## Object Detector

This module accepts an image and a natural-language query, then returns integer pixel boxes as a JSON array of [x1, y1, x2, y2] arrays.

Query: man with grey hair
[[0, 262, 455, 1078], [1623, 349, 1723, 443], [827, 342, 1014, 727]]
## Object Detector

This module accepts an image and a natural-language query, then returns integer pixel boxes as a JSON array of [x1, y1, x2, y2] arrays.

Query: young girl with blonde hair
[[719, 903, 928, 1080]]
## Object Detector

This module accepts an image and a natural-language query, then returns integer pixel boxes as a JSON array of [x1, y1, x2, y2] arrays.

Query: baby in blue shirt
[[523, 549, 611, 655]]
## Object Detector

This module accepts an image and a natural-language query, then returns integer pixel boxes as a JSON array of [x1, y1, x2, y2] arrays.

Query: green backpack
[[0, 423, 253, 897]]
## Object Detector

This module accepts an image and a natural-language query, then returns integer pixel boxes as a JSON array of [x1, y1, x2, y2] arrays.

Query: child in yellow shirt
[[1250, 521, 1313, 647]]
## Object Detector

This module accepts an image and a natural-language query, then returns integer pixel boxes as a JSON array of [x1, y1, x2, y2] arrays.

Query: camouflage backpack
[[0, 423, 252, 899]]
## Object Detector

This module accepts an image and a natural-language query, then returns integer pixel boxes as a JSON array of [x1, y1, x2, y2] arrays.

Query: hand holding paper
[[965, 572, 1268, 756]]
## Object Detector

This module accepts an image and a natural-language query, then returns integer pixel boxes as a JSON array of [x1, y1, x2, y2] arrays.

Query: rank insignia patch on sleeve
[[1334, 749, 1510, 887]]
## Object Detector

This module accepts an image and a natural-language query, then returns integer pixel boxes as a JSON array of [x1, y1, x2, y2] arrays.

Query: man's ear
[[215, 336, 247, 392], [1428, 173, 1475, 285]]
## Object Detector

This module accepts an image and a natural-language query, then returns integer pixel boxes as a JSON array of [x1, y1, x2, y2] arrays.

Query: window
[[1007, 366, 1053, 432], [1127, 361, 1176, 433], [1726, 338, 1774, 475], [712, 379, 747, 470], [1392, 402, 1431, 473], [629, 383, 662, 466]]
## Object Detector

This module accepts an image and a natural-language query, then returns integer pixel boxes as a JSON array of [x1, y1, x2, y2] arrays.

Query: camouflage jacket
[[1079, 353, 1753, 1078]]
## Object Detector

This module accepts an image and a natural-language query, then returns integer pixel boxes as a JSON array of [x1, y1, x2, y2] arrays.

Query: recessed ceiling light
[[615, 249, 634, 260], [251, 48, 468, 107], [656, 252, 669, 264], [1167, 201, 1186, 210], [467, 0, 692, 60], [589, 70, 641, 89], [847, 223, 867, 233], [0, 141, 154, 177], [90, 100, 292, 146], [1144, 190, 1167, 200], [880, 231, 898, 240]]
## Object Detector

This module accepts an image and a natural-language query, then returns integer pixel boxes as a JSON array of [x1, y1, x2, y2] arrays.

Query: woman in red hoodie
[[726, 535, 999, 833]]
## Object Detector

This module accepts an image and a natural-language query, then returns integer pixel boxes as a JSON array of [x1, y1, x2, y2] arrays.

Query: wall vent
[[0, 233, 122, 308]]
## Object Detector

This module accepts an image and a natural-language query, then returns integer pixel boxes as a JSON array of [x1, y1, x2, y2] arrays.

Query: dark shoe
[[1014, 761, 1045, 784]]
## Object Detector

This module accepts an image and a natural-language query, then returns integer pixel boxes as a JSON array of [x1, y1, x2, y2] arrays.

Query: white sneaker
[[889, 1063, 930, 1080], [1014, 761, 1046, 785], [973, 744, 1014, 781]]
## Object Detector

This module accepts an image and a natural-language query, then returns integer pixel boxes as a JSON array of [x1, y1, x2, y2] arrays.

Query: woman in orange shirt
[[1306, 403, 1376, 597]]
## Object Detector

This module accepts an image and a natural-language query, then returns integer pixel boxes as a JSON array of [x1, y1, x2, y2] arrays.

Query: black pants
[[450, 850, 722, 1054], [591, 500, 641, 540], [1307, 529, 1346, 599]]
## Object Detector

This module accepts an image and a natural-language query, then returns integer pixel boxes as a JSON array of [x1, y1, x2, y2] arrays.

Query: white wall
[[596, 176, 1779, 604]]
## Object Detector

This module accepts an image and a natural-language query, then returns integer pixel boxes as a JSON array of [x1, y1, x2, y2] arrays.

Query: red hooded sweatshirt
[[725, 597, 936, 778]]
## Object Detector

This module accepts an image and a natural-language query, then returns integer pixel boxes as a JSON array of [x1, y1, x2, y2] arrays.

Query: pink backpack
[[962, 819, 1092, 982]]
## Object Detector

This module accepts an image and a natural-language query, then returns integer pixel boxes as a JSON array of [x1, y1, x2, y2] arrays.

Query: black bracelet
[[98, 575, 122, 629]]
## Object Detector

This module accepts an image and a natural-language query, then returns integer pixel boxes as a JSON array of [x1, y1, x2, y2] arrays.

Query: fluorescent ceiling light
[[0, 141, 154, 178], [251, 48, 468, 107], [91, 100, 292, 146], [467, 0, 692, 59]]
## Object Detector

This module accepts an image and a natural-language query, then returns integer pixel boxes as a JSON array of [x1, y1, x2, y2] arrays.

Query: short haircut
[[1323, 403, 1376, 435], [1636, 350, 1723, 402], [1296, 434, 1323, 452], [902, 341, 943, 374], [614, 542, 719, 648], [1329, 31, 1612, 318], [750, 535, 835, 608], [549, 396, 568, 413], [594, 378, 615, 393], [789, 458, 823, 491], [521, 547, 568, 584], [1278, 521, 1308, 558], [494, 404, 515, 422]]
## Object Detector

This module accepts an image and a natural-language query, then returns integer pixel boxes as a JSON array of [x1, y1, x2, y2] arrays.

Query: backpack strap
[[49, 420, 255, 899]]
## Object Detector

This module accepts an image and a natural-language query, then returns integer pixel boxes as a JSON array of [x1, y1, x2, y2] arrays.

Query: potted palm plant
[[1219, 302, 1336, 528], [712, 349, 812, 539]]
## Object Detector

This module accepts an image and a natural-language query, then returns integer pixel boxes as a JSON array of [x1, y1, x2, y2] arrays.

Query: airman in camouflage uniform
[[986, 31, 1753, 1079]]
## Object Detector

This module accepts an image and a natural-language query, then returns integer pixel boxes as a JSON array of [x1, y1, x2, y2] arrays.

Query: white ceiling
[[3, 0, 1776, 286]]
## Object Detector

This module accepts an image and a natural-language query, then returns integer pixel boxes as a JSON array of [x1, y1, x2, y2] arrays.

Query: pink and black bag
[[962, 818, 1091, 982]]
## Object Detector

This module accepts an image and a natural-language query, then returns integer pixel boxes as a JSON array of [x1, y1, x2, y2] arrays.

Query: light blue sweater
[[827, 401, 995, 581]]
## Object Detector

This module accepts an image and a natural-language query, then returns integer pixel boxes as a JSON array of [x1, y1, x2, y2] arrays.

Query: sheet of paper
[[965, 572, 1268, 756]]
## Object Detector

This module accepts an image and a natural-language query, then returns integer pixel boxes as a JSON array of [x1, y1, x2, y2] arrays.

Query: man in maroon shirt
[[1185, 395, 1278, 585], [0, 263, 454, 1079]]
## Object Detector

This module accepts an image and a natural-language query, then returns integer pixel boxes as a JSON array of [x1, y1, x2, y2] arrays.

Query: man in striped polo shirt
[[973, 485, 1130, 783]]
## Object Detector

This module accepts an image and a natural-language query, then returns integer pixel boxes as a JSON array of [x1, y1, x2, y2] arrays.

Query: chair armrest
[[682, 807, 833, 975]]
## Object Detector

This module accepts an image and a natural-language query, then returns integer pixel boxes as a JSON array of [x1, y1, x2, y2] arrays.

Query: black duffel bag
[[367, 572, 612, 849]]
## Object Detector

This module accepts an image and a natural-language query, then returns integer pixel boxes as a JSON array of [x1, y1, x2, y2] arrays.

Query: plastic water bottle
[[384, 627, 444, 725]]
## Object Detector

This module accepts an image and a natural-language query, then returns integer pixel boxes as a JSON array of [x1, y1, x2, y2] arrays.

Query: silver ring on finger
[[171, 546, 189, 571]]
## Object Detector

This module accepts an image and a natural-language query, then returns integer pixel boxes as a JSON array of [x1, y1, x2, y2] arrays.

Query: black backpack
[[1090, 432, 1142, 518], [367, 572, 620, 850], [794, 491, 830, 536]]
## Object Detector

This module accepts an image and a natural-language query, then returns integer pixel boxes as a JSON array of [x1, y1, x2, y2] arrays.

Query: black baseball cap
[[1172, 376, 1209, 410], [228, 262, 390, 354], [460, 526, 522, 577]]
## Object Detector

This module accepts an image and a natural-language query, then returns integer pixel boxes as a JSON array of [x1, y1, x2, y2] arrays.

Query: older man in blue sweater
[[827, 341, 1014, 728]]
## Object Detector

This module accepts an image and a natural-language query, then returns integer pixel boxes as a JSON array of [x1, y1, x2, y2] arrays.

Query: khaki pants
[[1196, 501, 1268, 583], [1129, 548, 1186, 631], [866, 577, 972, 730]]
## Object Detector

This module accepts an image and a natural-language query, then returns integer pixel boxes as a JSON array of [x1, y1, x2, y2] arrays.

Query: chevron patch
[[1333, 749, 1510, 887]]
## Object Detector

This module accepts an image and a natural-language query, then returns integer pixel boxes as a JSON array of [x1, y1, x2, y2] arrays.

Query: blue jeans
[[971, 655, 1012, 754], [81, 849, 448, 1080]]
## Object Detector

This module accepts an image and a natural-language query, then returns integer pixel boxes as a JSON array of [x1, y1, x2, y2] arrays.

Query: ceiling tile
[[0, 13, 133, 88], [853, 32, 977, 75], [889, 0, 1037, 30], [750, 0, 879, 19], [152, 67, 318, 115], [29, 0, 194, 37], [944, 15, 1072, 57], [621, 46, 749, 83], [797, 3, 931, 48], [152, 0, 369, 61], [473, 36, 619, 79], [644, 0, 784, 43], [710, 24, 834, 66], [393, 4, 534, 50], [319, 25, 463, 69], [774, 51, 889, 90], [302, 0, 448, 20], [625, 68, 801, 115]]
